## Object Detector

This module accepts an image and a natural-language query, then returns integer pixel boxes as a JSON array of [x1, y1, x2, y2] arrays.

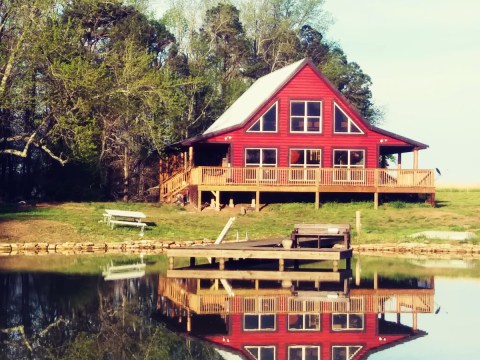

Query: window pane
[[288, 314, 303, 329], [260, 314, 275, 329], [307, 101, 321, 116], [307, 117, 319, 131], [334, 151, 348, 166], [291, 102, 305, 116], [249, 119, 261, 131], [350, 122, 362, 133], [305, 314, 320, 329], [290, 150, 304, 166], [244, 314, 259, 329], [350, 151, 364, 166], [305, 150, 321, 165], [261, 347, 275, 360], [335, 106, 348, 132], [246, 149, 260, 165], [291, 117, 304, 131], [332, 314, 347, 330], [262, 150, 277, 165], [304, 346, 319, 360], [349, 314, 364, 329], [332, 347, 347, 360], [289, 347, 303, 360], [246, 347, 259, 359], [263, 105, 277, 131]]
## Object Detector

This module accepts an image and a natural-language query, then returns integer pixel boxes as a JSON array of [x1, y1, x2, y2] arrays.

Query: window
[[248, 102, 278, 132], [288, 313, 320, 331], [245, 346, 276, 360], [244, 314, 276, 331], [245, 148, 277, 181], [290, 101, 322, 133], [290, 149, 321, 181], [288, 345, 320, 360], [334, 103, 363, 134], [332, 346, 362, 360], [331, 314, 364, 331], [333, 150, 365, 182]]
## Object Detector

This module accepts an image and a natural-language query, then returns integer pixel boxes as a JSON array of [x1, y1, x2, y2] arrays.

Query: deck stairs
[[160, 167, 192, 203]]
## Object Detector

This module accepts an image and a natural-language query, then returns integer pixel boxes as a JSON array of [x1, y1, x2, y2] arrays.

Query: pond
[[0, 255, 479, 360]]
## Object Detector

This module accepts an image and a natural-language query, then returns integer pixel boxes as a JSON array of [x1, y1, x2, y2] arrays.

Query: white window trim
[[247, 102, 278, 133], [245, 148, 278, 167], [243, 313, 276, 331], [331, 345, 363, 360], [288, 313, 321, 331], [288, 345, 321, 360], [332, 149, 365, 182], [290, 100, 323, 133], [331, 313, 365, 331], [245, 346, 276, 360], [333, 103, 364, 134], [289, 148, 322, 168]]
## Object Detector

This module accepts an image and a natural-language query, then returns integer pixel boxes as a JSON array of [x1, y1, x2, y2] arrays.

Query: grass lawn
[[0, 189, 479, 245]]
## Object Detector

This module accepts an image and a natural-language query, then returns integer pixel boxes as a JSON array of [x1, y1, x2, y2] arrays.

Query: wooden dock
[[167, 223, 353, 273]]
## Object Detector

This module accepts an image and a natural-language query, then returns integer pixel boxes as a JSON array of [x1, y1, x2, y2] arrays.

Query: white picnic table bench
[[103, 209, 148, 235]]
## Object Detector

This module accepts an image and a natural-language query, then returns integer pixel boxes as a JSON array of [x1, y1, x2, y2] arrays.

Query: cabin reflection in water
[[157, 270, 434, 360]]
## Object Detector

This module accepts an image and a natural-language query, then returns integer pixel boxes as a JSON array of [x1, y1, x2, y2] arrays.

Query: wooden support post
[[315, 191, 320, 209], [188, 146, 193, 168], [397, 153, 402, 169], [279, 259, 284, 271], [198, 190, 202, 210], [355, 260, 361, 286], [219, 258, 225, 270], [187, 310, 191, 332], [344, 278, 348, 294], [356, 211, 361, 235], [374, 271, 378, 290], [168, 257, 174, 270], [216, 191, 221, 211], [333, 260, 338, 272], [255, 280, 259, 290], [255, 191, 260, 212], [413, 312, 418, 332], [413, 148, 419, 169], [374, 192, 379, 210]]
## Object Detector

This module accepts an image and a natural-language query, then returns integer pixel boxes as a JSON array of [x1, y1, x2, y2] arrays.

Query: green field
[[0, 189, 479, 245]]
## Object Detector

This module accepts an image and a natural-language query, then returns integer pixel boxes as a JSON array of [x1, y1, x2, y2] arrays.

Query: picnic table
[[103, 209, 148, 235]]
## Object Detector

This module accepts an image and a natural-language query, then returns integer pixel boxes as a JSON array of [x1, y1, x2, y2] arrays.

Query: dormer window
[[290, 101, 322, 133], [334, 103, 363, 134], [248, 102, 278, 132]]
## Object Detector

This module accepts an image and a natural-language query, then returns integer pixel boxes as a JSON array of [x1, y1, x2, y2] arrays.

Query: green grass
[[0, 190, 479, 245]]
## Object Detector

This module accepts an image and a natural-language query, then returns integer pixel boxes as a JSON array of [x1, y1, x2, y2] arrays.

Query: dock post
[[355, 260, 361, 286], [315, 191, 321, 209], [279, 259, 284, 271], [219, 258, 225, 270]]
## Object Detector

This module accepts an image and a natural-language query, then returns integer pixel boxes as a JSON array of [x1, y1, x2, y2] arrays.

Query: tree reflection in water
[[0, 273, 222, 360]]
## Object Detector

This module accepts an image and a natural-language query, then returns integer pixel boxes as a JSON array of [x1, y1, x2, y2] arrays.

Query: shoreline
[[1, 240, 480, 259]]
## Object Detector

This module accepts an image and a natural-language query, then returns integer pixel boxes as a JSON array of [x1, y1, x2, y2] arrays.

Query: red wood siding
[[205, 314, 409, 360], [203, 64, 411, 169]]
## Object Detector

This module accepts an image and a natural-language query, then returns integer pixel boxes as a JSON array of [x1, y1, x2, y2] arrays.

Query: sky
[[151, 0, 480, 185], [323, 0, 480, 185]]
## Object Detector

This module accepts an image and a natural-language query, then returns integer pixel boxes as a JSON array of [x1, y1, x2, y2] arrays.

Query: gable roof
[[182, 58, 427, 150], [203, 58, 308, 136]]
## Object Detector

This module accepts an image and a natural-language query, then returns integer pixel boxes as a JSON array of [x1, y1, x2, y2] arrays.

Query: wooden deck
[[160, 166, 435, 209]]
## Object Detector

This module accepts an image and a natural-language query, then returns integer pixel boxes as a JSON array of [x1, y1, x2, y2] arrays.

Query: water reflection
[[0, 273, 221, 360], [157, 270, 434, 360], [0, 258, 439, 360]]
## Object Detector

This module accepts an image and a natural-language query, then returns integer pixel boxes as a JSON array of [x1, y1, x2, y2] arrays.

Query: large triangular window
[[247, 102, 277, 132], [334, 103, 363, 134]]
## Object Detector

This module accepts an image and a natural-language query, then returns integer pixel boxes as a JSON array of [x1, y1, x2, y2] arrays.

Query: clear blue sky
[[151, 0, 480, 185], [323, 0, 480, 185]]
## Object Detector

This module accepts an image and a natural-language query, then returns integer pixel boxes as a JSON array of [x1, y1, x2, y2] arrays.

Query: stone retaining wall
[[1, 240, 479, 258]]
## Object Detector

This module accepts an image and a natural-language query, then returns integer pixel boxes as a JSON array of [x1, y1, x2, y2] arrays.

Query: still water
[[0, 255, 479, 360]]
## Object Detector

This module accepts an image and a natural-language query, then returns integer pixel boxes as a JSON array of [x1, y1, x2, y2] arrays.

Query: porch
[[161, 166, 435, 210]]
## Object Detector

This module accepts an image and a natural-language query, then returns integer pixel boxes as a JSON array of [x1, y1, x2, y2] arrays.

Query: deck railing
[[192, 167, 434, 188], [160, 167, 192, 200]]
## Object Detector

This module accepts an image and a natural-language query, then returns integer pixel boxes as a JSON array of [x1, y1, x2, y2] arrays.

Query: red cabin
[[160, 58, 434, 209]]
